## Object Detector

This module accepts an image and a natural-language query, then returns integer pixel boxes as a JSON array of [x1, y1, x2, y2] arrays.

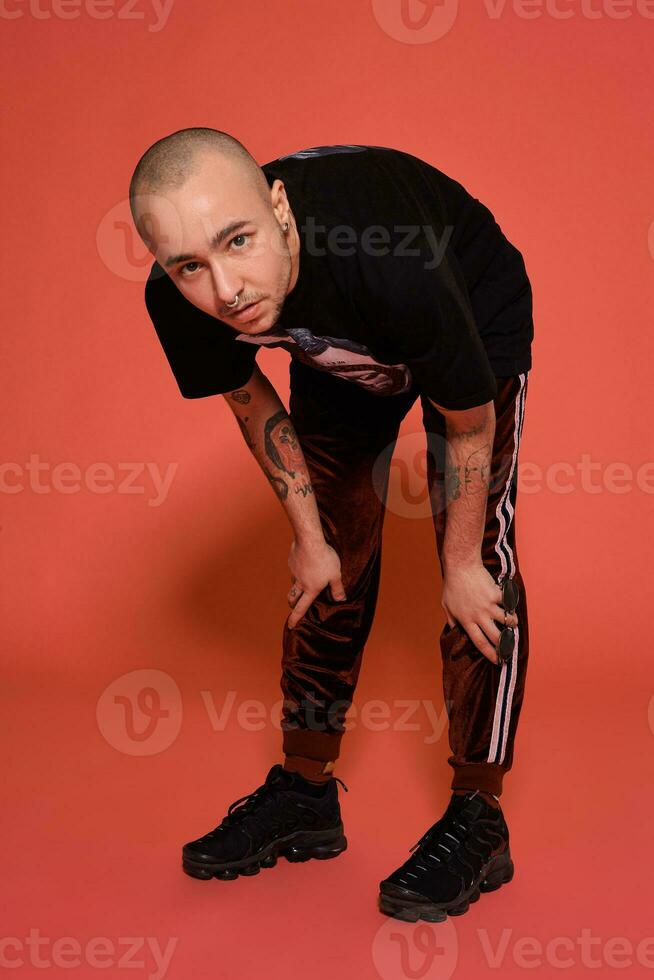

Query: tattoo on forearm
[[444, 461, 461, 503], [263, 412, 310, 487], [230, 405, 315, 506], [264, 410, 303, 476], [464, 445, 491, 495], [264, 469, 289, 501], [444, 444, 491, 504], [230, 389, 251, 404], [449, 423, 486, 443]]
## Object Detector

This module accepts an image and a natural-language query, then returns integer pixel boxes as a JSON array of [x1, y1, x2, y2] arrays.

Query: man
[[129, 129, 533, 922]]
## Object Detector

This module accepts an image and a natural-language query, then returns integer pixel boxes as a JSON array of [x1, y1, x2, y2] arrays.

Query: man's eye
[[180, 262, 200, 276], [230, 234, 250, 249]]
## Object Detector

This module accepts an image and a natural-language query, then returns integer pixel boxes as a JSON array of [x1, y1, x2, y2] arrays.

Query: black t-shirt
[[143, 144, 533, 410]]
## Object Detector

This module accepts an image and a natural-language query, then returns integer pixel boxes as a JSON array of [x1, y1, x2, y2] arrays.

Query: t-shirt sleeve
[[357, 230, 498, 411], [143, 262, 259, 398]]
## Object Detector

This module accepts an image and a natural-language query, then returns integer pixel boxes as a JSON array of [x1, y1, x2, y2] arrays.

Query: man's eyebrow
[[163, 219, 254, 268]]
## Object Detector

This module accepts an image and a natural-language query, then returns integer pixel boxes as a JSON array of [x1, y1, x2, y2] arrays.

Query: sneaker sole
[[378, 851, 514, 922], [182, 824, 348, 880]]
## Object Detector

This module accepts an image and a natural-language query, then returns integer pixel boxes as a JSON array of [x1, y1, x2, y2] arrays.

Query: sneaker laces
[[218, 767, 348, 830], [408, 790, 481, 858]]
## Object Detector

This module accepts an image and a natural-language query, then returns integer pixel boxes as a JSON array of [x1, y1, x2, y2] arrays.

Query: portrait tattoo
[[263, 410, 313, 498], [464, 445, 491, 495], [444, 445, 491, 504]]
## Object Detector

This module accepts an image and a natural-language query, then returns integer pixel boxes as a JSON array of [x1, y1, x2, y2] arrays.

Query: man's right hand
[[286, 537, 347, 630], [223, 365, 346, 628]]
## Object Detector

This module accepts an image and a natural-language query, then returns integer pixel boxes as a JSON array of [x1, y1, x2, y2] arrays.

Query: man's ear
[[270, 178, 288, 219]]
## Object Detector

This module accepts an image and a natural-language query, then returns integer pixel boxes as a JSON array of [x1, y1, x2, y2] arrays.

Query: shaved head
[[129, 127, 271, 235], [129, 127, 301, 336]]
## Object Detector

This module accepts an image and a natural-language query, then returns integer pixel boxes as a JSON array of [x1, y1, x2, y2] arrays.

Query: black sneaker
[[182, 764, 348, 880], [378, 790, 514, 921]]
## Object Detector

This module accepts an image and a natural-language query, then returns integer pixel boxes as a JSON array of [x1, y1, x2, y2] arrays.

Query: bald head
[[129, 127, 271, 235], [129, 128, 300, 335]]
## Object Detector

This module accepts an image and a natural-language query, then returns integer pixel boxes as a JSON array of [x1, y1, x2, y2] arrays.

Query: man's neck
[[286, 208, 301, 297]]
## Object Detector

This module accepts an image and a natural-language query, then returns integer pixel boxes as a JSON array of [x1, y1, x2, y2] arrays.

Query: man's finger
[[329, 578, 347, 601], [491, 603, 518, 627], [287, 591, 318, 629], [287, 583, 304, 608], [468, 623, 499, 665]]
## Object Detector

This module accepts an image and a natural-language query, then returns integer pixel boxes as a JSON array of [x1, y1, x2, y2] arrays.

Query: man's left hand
[[441, 562, 519, 664]]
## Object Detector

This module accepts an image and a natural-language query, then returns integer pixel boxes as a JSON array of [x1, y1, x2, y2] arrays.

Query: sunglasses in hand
[[495, 576, 520, 666]]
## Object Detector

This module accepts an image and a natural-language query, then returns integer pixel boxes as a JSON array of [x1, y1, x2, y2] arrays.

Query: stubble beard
[[253, 244, 294, 335]]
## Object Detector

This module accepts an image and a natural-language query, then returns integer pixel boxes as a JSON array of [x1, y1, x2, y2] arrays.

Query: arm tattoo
[[444, 461, 462, 504], [263, 410, 300, 475], [264, 468, 289, 501], [444, 444, 491, 504], [263, 410, 313, 496], [230, 389, 251, 404], [464, 445, 491, 495], [448, 422, 486, 443]]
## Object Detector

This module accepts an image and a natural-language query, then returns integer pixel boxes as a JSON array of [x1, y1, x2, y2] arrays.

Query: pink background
[[3, 1, 653, 977]]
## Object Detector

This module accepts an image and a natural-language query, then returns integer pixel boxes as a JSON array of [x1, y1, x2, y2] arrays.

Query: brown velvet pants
[[281, 358, 530, 797]]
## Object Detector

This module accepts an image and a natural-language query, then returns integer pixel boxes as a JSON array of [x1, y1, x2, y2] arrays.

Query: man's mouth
[[230, 300, 263, 322]]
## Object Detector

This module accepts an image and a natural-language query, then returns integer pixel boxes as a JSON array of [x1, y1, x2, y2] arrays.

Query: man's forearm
[[226, 384, 324, 544], [441, 412, 495, 573]]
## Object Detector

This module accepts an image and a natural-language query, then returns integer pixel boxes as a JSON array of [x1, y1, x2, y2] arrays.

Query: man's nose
[[209, 262, 244, 309]]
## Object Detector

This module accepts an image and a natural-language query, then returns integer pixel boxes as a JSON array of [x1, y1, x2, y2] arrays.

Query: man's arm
[[427, 397, 517, 664], [427, 398, 495, 572], [223, 363, 347, 625], [223, 363, 324, 543]]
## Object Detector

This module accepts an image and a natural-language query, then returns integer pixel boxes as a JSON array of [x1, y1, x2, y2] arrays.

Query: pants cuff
[[451, 762, 505, 797], [283, 755, 336, 780], [282, 728, 342, 763]]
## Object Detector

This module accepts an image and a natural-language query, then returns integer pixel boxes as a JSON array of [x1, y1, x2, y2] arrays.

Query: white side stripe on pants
[[488, 373, 528, 766]]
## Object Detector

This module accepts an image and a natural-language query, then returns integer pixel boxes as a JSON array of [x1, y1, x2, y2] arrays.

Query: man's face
[[135, 153, 295, 335]]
